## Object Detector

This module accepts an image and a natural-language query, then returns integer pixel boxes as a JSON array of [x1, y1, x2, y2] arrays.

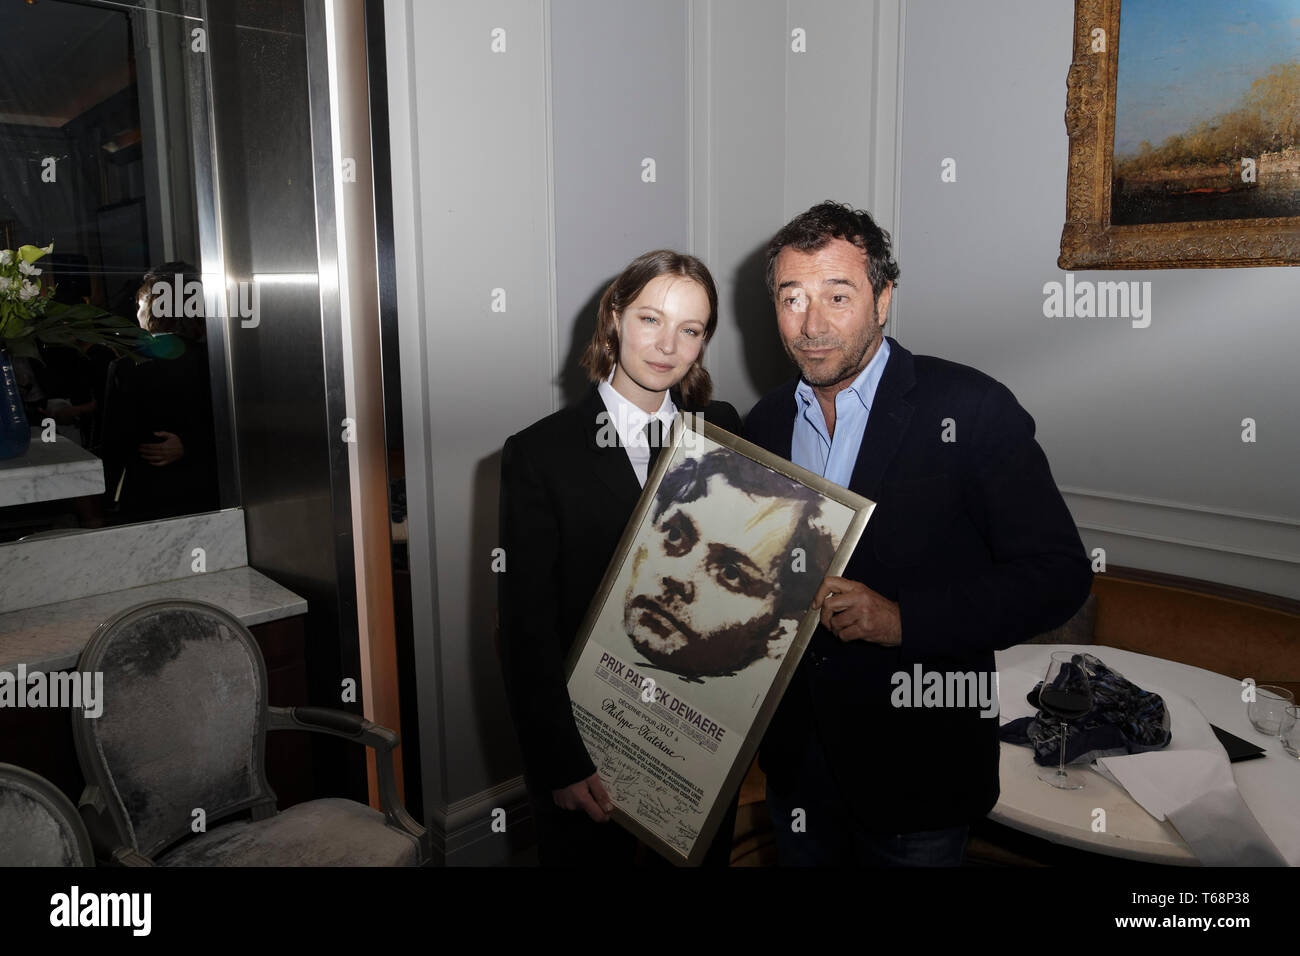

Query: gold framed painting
[[563, 411, 874, 865], [1060, 0, 1300, 269]]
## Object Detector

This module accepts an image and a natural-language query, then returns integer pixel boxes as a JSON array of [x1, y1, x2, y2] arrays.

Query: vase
[[0, 348, 31, 459]]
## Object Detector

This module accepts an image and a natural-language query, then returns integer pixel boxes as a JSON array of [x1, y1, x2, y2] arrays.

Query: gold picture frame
[[1059, 0, 1300, 269], [563, 412, 874, 865]]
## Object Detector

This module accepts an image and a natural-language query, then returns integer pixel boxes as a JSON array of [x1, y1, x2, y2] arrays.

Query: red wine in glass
[[1038, 689, 1092, 721]]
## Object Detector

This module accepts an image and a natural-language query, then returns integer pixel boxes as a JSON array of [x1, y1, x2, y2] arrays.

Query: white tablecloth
[[994, 644, 1299, 866]]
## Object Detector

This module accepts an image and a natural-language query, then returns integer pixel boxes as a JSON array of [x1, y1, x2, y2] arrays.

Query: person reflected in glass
[[98, 262, 217, 523]]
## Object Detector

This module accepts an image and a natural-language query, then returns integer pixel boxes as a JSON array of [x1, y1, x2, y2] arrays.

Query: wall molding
[[686, 0, 704, 261], [885, 0, 906, 339], [426, 776, 531, 866], [1076, 521, 1300, 565], [1063, 485, 1300, 528], [543, 0, 561, 415], [1062, 485, 1300, 600]]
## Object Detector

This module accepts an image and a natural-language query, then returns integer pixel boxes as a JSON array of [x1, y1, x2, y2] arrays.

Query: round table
[[991, 644, 1299, 865]]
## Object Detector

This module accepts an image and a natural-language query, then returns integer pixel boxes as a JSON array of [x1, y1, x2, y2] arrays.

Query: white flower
[[18, 279, 40, 300], [0, 250, 11, 265], [0, 276, 12, 293], [17, 259, 40, 277]]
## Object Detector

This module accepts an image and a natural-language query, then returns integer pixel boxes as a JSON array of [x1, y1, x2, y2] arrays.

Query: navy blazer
[[745, 337, 1092, 831], [498, 387, 743, 791]]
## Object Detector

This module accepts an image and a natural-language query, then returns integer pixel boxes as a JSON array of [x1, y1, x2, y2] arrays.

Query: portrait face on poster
[[565, 413, 874, 864]]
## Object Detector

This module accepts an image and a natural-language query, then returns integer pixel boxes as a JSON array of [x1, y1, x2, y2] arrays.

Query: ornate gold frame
[[1059, 0, 1300, 269]]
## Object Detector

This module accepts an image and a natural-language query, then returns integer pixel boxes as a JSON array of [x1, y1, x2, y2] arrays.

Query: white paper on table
[[996, 661, 1047, 725], [1096, 690, 1288, 867]]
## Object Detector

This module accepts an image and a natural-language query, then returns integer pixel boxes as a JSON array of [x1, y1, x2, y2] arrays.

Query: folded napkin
[[1000, 652, 1171, 765]]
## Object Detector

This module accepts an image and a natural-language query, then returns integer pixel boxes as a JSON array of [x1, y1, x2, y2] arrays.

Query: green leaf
[[4, 298, 153, 361], [16, 243, 52, 265]]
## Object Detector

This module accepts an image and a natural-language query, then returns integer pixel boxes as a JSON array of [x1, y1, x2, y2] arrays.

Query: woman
[[498, 250, 742, 867]]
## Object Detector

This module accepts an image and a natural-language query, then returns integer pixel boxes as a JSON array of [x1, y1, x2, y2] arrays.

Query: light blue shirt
[[790, 337, 890, 488]]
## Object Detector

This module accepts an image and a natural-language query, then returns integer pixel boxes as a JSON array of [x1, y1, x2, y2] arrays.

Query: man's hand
[[813, 576, 902, 646], [552, 771, 616, 822], [138, 431, 184, 466]]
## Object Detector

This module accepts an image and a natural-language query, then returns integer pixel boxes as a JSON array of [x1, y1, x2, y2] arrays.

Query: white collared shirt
[[597, 376, 676, 487]]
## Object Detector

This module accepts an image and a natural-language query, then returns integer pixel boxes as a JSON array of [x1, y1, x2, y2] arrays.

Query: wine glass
[[1037, 651, 1093, 790]]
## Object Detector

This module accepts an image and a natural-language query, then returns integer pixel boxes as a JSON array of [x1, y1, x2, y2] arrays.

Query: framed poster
[[1059, 0, 1300, 269], [563, 411, 874, 865]]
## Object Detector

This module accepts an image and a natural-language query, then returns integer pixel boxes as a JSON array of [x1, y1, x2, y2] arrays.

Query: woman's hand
[[552, 771, 615, 822]]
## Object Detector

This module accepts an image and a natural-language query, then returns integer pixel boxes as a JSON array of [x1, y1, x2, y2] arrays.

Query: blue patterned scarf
[[1000, 652, 1172, 765]]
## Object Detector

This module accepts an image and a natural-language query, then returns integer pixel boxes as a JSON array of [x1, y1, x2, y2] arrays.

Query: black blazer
[[745, 337, 1092, 831], [498, 387, 743, 791]]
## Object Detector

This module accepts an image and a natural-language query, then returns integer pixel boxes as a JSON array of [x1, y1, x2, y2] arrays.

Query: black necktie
[[644, 419, 664, 475]]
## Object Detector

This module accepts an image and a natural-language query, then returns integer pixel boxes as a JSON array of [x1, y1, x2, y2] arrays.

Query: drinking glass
[[1247, 684, 1295, 736]]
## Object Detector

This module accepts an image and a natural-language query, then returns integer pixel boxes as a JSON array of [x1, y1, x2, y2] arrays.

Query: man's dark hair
[[764, 200, 901, 300], [652, 449, 835, 621]]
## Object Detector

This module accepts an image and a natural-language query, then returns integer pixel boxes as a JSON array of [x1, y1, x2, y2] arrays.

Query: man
[[745, 201, 1092, 866], [624, 448, 839, 679]]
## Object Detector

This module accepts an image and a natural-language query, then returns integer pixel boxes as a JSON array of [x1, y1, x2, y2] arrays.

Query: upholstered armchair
[[0, 763, 95, 866], [71, 599, 429, 866]]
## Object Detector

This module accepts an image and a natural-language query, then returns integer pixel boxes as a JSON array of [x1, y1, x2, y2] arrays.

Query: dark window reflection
[[0, 0, 217, 541]]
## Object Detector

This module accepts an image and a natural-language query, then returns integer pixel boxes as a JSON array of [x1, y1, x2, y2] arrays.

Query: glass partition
[[0, 0, 232, 543]]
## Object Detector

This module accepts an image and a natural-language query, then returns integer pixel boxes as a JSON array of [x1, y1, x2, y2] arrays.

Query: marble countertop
[[0, 566, 307, 673], [0, 429, 104, 507]]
